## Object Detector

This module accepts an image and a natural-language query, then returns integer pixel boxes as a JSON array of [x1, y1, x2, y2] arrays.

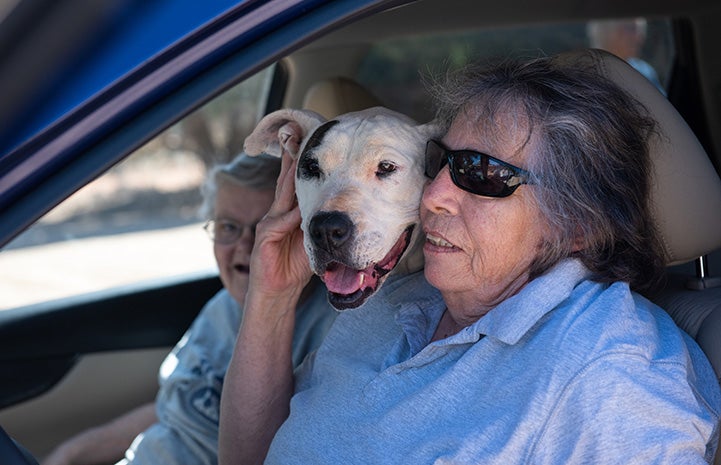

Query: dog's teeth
[[359, 274, 365, 286], [427, 234, 453, 247]]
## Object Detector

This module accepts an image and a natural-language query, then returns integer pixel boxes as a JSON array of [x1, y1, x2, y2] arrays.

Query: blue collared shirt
[[267, 259, 720, 464]]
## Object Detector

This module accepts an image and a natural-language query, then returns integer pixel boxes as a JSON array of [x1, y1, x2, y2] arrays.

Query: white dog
[[245, 107, 439, 310]]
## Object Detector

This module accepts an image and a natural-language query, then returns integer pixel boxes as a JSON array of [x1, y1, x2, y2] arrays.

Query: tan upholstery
[[656, 274, 721, 373], [557, 49, 721, 266], [560, 49, 721, 463], [302, 76, 383, 119]]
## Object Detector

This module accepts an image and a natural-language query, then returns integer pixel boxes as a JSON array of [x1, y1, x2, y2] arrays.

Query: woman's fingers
[[249, 150, 311, 296], [268, 151, 298, 217], [257, 151, 301, 246], [258, 203, 302, 243]]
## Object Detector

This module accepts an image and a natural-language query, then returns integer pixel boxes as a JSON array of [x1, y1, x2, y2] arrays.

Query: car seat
[[559, 48, 721, 463], [301, 76, 383, 119]]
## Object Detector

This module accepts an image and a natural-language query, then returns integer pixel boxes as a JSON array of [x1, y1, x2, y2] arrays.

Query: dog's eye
[[299, 157, 321, 179], [376, 161, 397, 178]]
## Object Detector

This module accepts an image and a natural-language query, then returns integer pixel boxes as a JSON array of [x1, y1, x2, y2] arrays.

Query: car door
[[0, 0, 392, 458]]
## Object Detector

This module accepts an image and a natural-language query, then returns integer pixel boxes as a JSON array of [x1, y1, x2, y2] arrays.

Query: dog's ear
[[245, 109, 326, 159], [417, 120, 444, 141]]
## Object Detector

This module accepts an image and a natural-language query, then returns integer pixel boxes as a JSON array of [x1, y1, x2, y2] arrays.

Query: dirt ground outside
[[0, 149, 218, 310], [0, 224, 217, 310]]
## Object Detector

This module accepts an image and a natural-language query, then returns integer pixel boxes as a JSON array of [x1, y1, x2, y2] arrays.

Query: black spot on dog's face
[[297, 120, 338, 180], [304, 120, 338, 153]]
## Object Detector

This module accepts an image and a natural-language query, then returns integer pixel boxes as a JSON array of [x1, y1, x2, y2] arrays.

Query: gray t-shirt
[[119, 282, 336, 465]]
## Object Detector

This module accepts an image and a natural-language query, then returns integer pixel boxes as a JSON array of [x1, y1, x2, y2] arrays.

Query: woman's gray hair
[[430, 55, 665, 294], [199, 152, 281, 220]]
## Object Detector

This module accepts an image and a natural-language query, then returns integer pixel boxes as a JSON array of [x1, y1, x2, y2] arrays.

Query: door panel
[[0, 274, 222, 458], [0, 348, 168, 459]]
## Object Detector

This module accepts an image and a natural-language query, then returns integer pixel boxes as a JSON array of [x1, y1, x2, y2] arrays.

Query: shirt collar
[[386, 272, 445, 354], [385, 259, 591, 350], [470, 258, 591, 345]]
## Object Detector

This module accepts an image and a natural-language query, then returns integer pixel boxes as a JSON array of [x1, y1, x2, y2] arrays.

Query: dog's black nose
[[309, 212, 354, 252]]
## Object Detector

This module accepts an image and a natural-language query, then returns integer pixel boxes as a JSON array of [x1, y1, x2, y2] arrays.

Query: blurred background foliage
[[356, 19, 672, 121]]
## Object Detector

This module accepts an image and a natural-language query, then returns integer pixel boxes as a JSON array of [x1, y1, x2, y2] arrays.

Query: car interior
[[1, 0, 721, 462]]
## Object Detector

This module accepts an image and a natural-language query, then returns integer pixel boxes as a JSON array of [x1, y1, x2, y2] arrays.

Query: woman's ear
[[570, 227, 586, 253]]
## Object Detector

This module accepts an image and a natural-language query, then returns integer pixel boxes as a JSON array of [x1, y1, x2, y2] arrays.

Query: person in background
[[219, 54, 719, 464], [43, 153, 336, 465], [587, 17, 665, 92]]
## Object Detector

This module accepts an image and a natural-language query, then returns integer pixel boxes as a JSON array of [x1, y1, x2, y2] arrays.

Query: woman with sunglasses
[[220, 55, 719, 464]]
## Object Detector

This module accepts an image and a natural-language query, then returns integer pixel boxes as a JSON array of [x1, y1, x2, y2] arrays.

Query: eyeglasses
[[203, 219, 257, 245], [424, 139, 532, 198]]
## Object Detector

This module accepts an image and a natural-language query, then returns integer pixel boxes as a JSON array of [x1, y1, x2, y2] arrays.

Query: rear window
[[356, 17, 673, 123]]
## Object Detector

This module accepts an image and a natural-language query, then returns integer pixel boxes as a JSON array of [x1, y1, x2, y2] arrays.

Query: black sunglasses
[[424, 139, 532, 198]]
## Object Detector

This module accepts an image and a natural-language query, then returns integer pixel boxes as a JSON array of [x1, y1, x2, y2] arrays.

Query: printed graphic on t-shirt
[[191, 385, 221, 423]]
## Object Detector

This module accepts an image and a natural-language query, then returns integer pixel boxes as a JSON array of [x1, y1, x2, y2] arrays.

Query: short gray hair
[[430, 55, 665, 294], [199, 152, 281, 220]]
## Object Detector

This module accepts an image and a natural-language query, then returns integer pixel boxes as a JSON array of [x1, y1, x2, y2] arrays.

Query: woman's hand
[[219, 151, 307, 465], [247, 151, 312, 302]]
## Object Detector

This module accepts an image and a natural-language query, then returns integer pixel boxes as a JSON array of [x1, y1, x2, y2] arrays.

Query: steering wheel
[[0, 425, 38, 465]]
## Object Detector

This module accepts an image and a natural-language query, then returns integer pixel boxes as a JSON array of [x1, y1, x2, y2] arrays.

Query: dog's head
[[246, 106, 439, 310]]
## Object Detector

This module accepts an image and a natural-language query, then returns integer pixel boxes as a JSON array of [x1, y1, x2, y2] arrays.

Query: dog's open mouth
[[322, 225, 415, 310]]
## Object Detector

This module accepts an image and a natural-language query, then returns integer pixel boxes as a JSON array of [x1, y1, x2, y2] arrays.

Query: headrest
[[302, 76, 383, 119], [556, 49, 721, 266]]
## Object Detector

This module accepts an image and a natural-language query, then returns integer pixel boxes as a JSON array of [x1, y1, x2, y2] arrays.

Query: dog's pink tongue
[[323, 262, 376, 295]]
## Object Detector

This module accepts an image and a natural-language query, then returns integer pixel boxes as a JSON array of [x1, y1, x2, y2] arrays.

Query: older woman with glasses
[[220, 55, 719, 465], [44, 153, 335, 465]]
